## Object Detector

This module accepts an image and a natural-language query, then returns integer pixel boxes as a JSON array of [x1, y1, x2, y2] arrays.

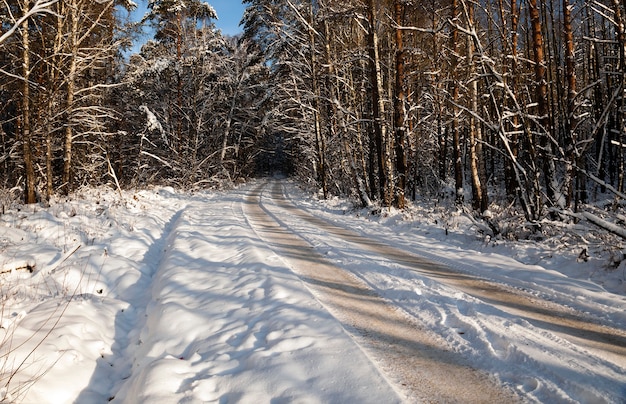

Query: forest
[[1, 0, 626, 237]]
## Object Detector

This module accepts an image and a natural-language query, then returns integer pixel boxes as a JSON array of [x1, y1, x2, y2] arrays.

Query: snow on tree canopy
[[145, 0, 217, 21]]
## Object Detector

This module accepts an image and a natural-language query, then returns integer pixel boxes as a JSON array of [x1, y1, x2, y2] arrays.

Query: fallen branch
[[0, 259, 35, 275], [553, 209, 626, 240]]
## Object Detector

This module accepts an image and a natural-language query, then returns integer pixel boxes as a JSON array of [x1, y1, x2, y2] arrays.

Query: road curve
[[267, 181, 626, 366], [266, 182, 626, 364], [243, 181, 521, 403]]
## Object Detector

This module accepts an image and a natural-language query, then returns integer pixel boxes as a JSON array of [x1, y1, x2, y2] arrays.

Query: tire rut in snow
[[108, 207, 187, 400], [270, 181, 626, 366], [244, 182, 520, 403]]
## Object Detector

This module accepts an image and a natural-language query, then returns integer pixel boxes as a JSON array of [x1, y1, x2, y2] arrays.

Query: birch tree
[[367, 0, 393, 206], [19, 0, 36, 203]]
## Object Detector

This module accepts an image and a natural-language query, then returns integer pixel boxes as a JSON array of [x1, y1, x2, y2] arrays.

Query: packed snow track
[[244, 180, 626, 403], [244, 182, 520, 402]]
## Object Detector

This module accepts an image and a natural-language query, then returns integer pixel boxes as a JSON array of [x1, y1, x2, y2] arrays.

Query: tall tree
[[143, 0, 217, 154], [562, 0, 578, 208], [450, 0, 464, 206], [306, 0, 328, 198], [367, 0, 392, 206], [530, 0, 561, 211], [463, 1, 489, 213], [19, 0, 36, 203], [612, 0, 626, 193], [393, 0, 407, 208]]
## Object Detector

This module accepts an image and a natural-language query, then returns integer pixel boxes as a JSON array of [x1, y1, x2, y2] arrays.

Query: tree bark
[[529, 0, 557, 209], [62, 0, 79, 193], [46, 1, 65, 198], [220, 72, 244, 168], [505, 0, 520, 200], [177, 10, 185, 154], [367, 0, 391, 206], [612, 0, 626, 193], [393, 0, 407, 208], [450, 0, 464, 206], [21, 6, 36, 204], [563, 0, 578, 208], [309, 0, 327, 199], [466, 2, 489, 213]]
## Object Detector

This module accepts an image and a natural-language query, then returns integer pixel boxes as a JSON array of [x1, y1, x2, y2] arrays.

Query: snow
[[1, 180, 625, 403], [139, 105, 164, 136]]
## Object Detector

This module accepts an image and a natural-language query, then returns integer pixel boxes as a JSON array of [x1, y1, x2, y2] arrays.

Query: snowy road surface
[[1, 180, 625, 403], [245, 183, 518, 402]]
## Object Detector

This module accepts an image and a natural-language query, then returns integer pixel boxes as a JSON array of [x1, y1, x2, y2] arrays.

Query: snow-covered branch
[[0, 0, 60, 46], [555, 208, 626, 240]]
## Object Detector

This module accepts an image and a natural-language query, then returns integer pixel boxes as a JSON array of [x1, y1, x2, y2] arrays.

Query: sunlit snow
[[0, 180, 624, 403]]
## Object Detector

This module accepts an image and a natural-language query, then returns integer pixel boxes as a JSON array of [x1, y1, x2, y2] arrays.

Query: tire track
[[243, 181, 520, 403], [107, 207, 187, 401], [267, 181, 626, 366]]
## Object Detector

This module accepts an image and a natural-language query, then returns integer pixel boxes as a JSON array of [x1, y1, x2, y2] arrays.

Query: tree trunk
[[466, 2, 489, 213], [563, 0, 578, 208], [46, 2, 64, 198], [506, 0, 521, 200], [323, 13, 343, 197], [62, 0, 79, 193], [309, 0, 327, 199], [529, 0, 557, 209], [21, 7, 36, 204], [450, 0, 464, 205], [348, 56, 372, 199], [393, 0, 407, 208], [612, 0, 626, 193], [367, 0, 391, 206], [220, 73, 244, 168], [176, 10, 183, 154]]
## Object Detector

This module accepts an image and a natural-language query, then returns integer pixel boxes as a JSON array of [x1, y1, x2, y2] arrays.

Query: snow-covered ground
[[0, 180, 625, 403]]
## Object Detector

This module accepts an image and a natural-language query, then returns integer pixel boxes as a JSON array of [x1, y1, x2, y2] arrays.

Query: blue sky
[[210, 0, 246, 36]]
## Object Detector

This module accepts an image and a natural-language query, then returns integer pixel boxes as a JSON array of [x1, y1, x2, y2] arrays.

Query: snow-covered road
[[1, 180, 625, 403], [245, 182, 519, 402], [108, 182, 403, 403], [267, 182, 626, 356], [253, 180, 626, 403]]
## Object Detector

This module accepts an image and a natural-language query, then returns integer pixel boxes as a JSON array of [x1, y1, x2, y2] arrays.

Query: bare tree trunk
[[529, 0, 557, 209], [612, 0, 626, 194], [367, 0, 392, 206], [322, 14, 360, 203], [309, 0, 327, 199], [21, 6, 36, 204], [450, 0, 464, 206], [465, 2, 488, 213], [431, 9, 447, 184], [62, 0, 79, 193], [176, 10, 183, 154], [506, 0, 521, 199], [511, 2, 522, 199], [563, 0, 578, 208], [347, 54, 372, 199], [220, 73, 244, 167], [45, 2, 64, 198], [394, 0, 407, 208]]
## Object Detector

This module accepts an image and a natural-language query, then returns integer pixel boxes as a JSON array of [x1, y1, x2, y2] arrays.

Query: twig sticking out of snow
[[40, 245, 82, 275]]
